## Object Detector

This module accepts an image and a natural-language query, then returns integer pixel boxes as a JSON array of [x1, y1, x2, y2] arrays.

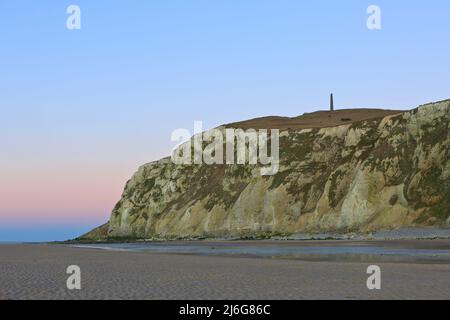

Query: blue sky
[[1, 1, 449, 241]]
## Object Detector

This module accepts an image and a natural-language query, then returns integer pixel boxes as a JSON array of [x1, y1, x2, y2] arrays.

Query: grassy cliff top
[[226, 108, 406, 130]]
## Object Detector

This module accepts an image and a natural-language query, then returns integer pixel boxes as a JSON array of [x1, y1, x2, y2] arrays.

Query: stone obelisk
[[330, 93, 334, 112]]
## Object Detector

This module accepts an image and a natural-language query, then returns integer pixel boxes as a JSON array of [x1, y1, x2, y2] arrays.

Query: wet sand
[[70, 239, 450, 263], [0, 243, 449, 300]]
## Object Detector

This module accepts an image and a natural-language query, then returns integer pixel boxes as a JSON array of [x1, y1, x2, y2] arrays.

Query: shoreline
[[71, 227, 450, 245]]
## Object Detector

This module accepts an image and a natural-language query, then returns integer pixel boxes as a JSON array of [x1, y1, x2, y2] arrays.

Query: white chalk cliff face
[[83, 100, 450, 240]]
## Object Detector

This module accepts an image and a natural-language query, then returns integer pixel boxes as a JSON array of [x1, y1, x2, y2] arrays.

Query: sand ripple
[[0, 244, 449, 300]]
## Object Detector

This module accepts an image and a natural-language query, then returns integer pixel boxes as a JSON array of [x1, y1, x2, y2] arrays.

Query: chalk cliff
[[82, 100, 450, 240]]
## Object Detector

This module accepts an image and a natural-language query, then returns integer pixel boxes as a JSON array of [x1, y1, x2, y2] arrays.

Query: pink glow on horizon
[[0, 161, 137, 225]]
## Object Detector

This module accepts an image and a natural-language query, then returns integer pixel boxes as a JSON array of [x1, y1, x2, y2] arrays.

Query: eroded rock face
[[83, 100, 450, 240]]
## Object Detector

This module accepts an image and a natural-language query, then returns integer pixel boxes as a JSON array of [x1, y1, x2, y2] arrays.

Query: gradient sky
[[1, 1, 449, 241]]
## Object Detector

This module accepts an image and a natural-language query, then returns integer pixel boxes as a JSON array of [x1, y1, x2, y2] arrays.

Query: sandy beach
[[0, 242, 449, 300]]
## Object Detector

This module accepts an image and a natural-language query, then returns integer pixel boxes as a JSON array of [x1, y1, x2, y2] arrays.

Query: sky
[[1, 1, 449, 241]]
